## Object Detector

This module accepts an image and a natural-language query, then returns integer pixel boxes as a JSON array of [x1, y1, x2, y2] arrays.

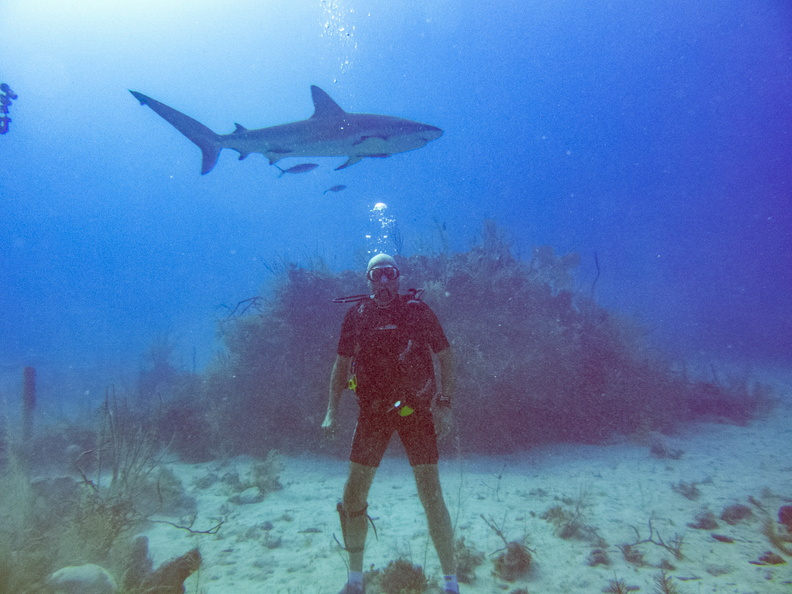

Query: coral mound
[[493, 541, 532, 582]]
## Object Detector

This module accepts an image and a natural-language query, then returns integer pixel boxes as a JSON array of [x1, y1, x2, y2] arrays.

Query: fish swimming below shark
[[324, 184, 348, 194], [129, 86, 443, 175], [274, 163, 319, 177]]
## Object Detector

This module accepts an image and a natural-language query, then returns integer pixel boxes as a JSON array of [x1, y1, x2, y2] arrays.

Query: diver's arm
[[435, 347, 456, 405], [322, 354, 352, 433], [433, 347, 456, 439]]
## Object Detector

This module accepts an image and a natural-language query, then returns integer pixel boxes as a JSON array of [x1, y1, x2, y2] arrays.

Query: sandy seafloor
[[142, 381, 792, 593]]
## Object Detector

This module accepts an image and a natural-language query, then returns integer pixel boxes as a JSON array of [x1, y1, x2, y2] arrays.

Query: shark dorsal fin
[[234, 123, 248, 133], [310, 86, 347, 119]]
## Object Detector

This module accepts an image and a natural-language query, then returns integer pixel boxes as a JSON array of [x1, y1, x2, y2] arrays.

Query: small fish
[[274, 163, 319, 177], [323, 185, 348, 194]]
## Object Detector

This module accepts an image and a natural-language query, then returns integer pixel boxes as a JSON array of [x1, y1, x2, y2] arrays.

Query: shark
[[129, 86, 443, 175]]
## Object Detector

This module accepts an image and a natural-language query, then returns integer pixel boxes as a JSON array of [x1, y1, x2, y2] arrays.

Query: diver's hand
[[434, 406, 453, 440], [321, 409, 338, 440]]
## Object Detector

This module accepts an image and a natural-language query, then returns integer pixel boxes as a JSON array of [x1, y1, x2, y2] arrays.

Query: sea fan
[[653, 570, 681, 594]]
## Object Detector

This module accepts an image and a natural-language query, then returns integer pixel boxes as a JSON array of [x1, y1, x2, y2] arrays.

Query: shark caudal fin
[[130, 91, 222, 174]]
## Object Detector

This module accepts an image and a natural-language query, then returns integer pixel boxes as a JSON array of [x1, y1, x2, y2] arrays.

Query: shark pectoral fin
[[266, 148, 293, 165], [263, 149, 292, 165], [335, 156, 363, 170]]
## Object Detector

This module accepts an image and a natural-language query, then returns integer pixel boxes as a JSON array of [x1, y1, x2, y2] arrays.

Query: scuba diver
[[0, 83, 17, 134], [322, 253, 460, 594]]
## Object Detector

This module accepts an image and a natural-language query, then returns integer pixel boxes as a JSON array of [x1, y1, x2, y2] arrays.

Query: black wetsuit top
[[337, 293, 450, 412]]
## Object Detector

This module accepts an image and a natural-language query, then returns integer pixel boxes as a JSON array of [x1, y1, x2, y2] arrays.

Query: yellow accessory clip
[[398, 405, 415, 417], [347, 375, 357, 391], [392, 401, 415, 416]]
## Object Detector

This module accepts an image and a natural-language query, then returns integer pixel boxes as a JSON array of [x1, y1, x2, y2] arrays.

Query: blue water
[[1, 0, 790, 405]]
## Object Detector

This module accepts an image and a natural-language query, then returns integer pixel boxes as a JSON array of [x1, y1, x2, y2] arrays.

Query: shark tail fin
[[130, 90, 222, 175]]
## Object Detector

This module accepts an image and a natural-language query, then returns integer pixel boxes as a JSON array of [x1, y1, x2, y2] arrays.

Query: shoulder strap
[[332, 293, 371, 304], [332, 288, 424, 304]]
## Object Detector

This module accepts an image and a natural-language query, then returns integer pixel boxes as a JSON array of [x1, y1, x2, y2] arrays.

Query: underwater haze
[[1, 0, 791, 406]]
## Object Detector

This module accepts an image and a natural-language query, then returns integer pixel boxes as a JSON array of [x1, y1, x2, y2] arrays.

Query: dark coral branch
[[626, 519, 685, 560]]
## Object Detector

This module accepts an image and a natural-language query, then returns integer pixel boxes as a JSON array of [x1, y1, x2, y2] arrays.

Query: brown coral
[[750, 551, 786, 566], [720, 504, 752, 525], [139, 548, 201, 594], [779, 505, 792, 531], [493, 541, 532, 582]]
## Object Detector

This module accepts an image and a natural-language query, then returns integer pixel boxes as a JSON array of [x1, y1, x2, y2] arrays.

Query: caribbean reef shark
[[129, 86, 443, 174]]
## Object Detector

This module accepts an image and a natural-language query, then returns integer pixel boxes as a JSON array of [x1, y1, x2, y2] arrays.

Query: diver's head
[[367, 253, 400, 307]]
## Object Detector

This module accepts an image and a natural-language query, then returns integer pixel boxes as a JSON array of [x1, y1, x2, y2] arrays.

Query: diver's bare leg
[[413, 463, 456, 575], [342, 462, 377, 572]]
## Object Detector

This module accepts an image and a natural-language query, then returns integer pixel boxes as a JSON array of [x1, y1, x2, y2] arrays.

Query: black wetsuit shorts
[[349, 405, 438, 467]]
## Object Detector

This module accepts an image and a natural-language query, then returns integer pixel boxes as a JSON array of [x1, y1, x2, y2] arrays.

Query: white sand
[[142, 390, 792, 593]]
